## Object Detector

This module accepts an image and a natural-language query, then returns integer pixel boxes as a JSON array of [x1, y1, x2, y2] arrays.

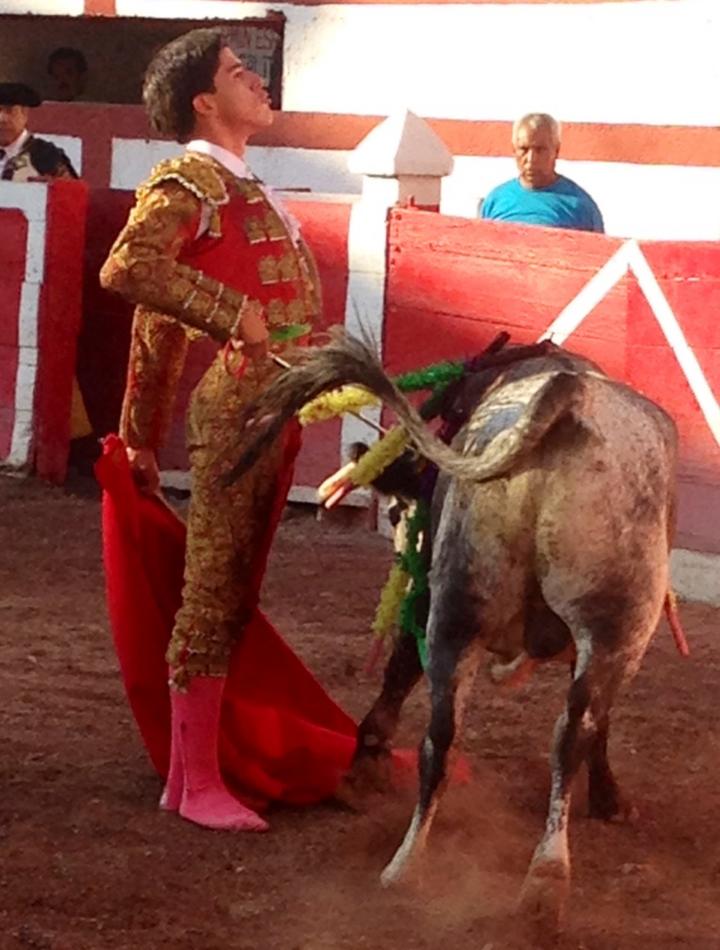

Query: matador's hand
[[126, 446, 160, 494], [236, 300, 269, 362]]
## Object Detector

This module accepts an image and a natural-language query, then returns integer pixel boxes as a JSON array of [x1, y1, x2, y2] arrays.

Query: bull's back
[[539, 377, 676, 526], [532, 377, 676, 620]]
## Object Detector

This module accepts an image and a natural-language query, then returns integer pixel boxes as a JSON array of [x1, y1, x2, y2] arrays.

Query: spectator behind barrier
[[479, 113, 604, 233], [0, 82, 91, 448], [0, 82, 78, 181], [47, 47, 89, 102]]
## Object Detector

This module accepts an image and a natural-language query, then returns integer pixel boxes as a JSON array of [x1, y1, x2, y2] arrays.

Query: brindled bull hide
[[229, 334, 678, 934]]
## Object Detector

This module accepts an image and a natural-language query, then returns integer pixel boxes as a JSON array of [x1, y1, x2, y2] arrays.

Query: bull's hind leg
[[380, 615, 481, 886], [587, 713, 636, 822], [519, 641, 624, 931], [381, 644, 480, 886]]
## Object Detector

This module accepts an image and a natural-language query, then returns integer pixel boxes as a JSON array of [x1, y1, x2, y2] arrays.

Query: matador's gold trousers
[[165, 354, 300, 688]]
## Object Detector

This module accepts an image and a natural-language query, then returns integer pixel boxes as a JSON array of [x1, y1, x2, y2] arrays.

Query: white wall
[[0, 0, 81, 12], [111, 137, 361, 194], [13, 0, 718, 242], [112, 0, 720, 127], [111, 139, 182, 189], [110, 137, 720, 242], [107, 0, 720, 240], [4, 0, 719, 126]]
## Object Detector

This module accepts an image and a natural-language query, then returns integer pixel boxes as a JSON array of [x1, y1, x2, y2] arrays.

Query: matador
[[100, 28, 320, 832]]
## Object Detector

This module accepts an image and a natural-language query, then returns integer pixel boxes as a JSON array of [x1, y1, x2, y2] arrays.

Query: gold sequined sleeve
[[102, 180, 248, 450], [118, 307, 189, 450], [100, 181, 246, 341]]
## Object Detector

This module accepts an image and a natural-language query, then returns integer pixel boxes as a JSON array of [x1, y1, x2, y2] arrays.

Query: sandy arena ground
[[1, 473, 719, 950]]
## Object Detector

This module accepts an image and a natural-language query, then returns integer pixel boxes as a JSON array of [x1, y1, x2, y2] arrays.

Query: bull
[[229, 333, 679, 932]]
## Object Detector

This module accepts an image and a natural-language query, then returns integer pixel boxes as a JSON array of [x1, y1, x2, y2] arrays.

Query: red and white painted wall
[[1, 0, 719, 602], [1, 126, 719, 602], [0, 180, 87, 482], [381, 210, 720, 602], [3, 0, 720, 240]]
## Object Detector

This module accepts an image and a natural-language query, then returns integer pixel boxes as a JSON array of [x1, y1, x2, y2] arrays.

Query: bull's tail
[[227, 332, 586, 483], [664, 590, 690, 657]]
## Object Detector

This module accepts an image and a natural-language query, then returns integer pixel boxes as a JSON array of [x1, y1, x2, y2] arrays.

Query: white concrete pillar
[[341, 110, 453, 469]]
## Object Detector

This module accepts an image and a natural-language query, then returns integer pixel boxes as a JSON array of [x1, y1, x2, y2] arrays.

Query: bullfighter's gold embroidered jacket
[[100, 152, 320, 450]]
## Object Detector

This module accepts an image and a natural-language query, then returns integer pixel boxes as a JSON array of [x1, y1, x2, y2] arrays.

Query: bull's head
[[317, 440, 426, 511]]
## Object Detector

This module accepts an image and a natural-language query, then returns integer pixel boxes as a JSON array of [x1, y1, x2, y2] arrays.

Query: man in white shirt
[[0, 83, 77, 181]]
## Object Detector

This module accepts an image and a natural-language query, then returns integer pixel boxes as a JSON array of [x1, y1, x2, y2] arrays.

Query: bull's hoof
[[380, 848, 417, 888], [334, 748, 395, 809], [588, 787, 639, 824], [380, 811, 424, 889], [380, 859, 403, 888], [517, 859, 569, 938]]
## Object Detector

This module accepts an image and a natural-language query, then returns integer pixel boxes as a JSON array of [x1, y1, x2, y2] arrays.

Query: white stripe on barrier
[[17, 282, 41, 350], [539, 242, 631, 345], [4, 184, 48, 469], [626, 240, 720, 448], [539, 238, 720, 449]]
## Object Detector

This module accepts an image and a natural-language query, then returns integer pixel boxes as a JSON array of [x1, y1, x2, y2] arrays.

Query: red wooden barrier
[[34, 181, 88, 481], [0, 182, 87, 481], [384, 211, 628, 375], [9, 192, 719, 557], [384, 209, 720, 554]]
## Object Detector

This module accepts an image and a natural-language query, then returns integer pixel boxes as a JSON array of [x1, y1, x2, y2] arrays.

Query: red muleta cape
[[95, 435, 357, 811]]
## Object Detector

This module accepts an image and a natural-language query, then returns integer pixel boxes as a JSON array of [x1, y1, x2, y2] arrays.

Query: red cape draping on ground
[[95, 435, 358, 810]]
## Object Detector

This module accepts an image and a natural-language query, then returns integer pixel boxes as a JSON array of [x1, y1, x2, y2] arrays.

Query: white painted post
[[0, 182, 48, 471], [342, 110, 453, 477]]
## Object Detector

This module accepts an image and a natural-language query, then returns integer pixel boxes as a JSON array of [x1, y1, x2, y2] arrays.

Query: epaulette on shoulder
[[142, 153, 229, 205], [139, 154, 229, 235]]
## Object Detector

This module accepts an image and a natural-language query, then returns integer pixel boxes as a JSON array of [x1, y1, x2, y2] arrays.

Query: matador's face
[[207, 46, 273, 134]]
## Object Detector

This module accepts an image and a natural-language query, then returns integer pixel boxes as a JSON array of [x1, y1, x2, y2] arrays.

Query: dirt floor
[[1, 473, 719, 950]]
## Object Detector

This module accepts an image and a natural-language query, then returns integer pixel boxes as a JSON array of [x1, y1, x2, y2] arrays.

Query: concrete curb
[[671, 548, 720, 606]]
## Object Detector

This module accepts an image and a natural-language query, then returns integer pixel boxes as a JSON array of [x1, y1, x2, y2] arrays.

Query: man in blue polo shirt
[[479, 113, 604, 233]]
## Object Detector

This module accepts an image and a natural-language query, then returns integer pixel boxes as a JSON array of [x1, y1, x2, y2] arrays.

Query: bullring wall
[[0, 189, 718, 596]]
